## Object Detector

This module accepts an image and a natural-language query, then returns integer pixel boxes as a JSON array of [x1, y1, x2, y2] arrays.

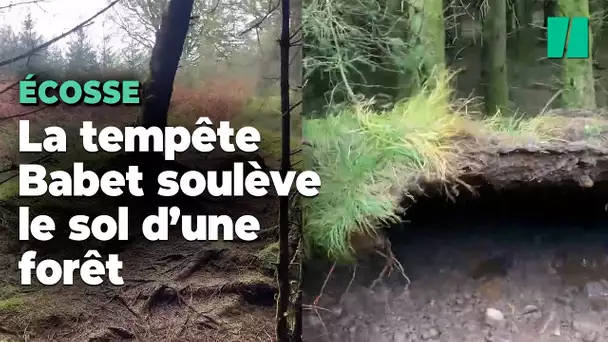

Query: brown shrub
[[170, 77, 253, 125]]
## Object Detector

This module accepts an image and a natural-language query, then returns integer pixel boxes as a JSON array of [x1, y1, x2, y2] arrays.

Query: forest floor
[[0, 80, 293, 342], [0, 186, 280, 342]]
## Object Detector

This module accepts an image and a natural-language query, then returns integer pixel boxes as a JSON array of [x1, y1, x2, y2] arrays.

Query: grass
[[0, 297, 24, 310], [303, 70, 465, 261], [302, 69, 608, 262]]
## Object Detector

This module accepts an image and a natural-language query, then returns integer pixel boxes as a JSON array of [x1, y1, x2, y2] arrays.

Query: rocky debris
[[303, 228, 608, 342], [535, 309, 557, 335], [484, 330, 511, 342], [421, 327, 440, 340], [572, 312, 604, 342], [586, 281, 608, 311], [520, 304, 539, 316], [485, 308, 506, 328]]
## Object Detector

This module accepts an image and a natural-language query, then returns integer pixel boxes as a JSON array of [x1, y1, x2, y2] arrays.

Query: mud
[[303, 182, 608, 342]]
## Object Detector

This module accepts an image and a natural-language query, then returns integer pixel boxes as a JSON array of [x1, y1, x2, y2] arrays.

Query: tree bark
[[559, 0, 596, 108], [514, 0, 535, 62], [134, 0, 194, 193], [590, 0, 604, 56], [137, 0, 195, 128], [544, 0, 557, 37], [481, 0, 508, 115], [277, 0, 292, 339], [506, 0, 513, 38], [405, 0, 445, 94]]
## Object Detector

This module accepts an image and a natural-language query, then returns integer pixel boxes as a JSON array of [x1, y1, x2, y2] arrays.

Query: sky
[[0, 0, 124, 50]]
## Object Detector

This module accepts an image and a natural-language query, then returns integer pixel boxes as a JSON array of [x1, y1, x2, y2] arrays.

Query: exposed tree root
[[142, 285, 181, 314], [180, 281, 278, 306], [175, 247, 227, 280], [108, 294, 139, 318], [106, 326, 136, 339]]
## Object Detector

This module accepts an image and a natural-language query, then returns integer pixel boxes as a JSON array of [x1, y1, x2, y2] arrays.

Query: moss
[[256, 242, 279, 271], [0, 297, 24, 311], [559, 0, 596, 108]]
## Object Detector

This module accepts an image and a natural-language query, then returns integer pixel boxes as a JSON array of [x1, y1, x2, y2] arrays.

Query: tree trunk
[[514, 0, 535, 62], [590, 0, 604, 58], [404, 0, 445, 94], [277, 0, 292, 339], [481, 0, 508, 115], [134, 0, 194, 192], [137, 0, 195, 128], [506, 0, 513, 38], [544, 0, 557, 37], [559, 0, 596, 108], [290, 0, 303, 116]]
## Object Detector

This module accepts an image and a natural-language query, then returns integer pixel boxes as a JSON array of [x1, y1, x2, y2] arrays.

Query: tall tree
[[559, 0, 596, 108], [15, 13, 46, 73], [405, 0, 446, 92], [99, 33, 118, 72], [514, 0, 535, 63], [481, 0, 508, 115], [138, 0, 194, 127], [99, 22, 119, 72], [277, 0, 291, 339], [65, 28, 100, 74], [111, 0, 263, 66], [0, 25, 19, 74], [120, 39, 148, 72], [44, 46, 65, 74]]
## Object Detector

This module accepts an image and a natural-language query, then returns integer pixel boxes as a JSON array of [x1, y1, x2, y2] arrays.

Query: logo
[[547, 17, 590, 59]]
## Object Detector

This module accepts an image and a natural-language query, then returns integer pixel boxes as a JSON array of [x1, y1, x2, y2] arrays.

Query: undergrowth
[[302, 70, 606, 262]]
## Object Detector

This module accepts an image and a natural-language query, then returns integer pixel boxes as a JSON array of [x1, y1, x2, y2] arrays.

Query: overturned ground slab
[[303, 108, 608, 261], [421, 110, 608, 194], [453, 140, 608, 189]]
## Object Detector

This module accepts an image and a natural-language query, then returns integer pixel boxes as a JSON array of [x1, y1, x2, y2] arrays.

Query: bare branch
[[238, 0, 279, 36], [0, 0, 46, 11], [0, 0, 120, 67]]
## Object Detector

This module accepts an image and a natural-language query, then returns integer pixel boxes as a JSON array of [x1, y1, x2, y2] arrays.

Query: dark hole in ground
[[303, 180, 608, 342], [400, 179, 608, 227], [239, 283, 278, 307], [388, 180, 608, 283]]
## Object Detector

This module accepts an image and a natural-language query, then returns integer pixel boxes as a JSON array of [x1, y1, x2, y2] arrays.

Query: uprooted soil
[[302, 110, 608, 342], [0, 151, 287, 342], [458, 111, 607, 183], [303, 170, 608, 342]]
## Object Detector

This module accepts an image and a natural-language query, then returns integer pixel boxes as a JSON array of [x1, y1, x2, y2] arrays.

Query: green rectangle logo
[[547, 16, 590, 59]]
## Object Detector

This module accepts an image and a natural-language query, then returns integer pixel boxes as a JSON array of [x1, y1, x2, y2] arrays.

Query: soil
[[0, 151, 284, 342], [448, 112, 608, 191], [302, 182, 608, 342]]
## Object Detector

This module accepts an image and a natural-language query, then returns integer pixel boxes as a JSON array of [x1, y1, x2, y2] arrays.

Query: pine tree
[[120, 39, 146, 73], [15, 12, 46, 74], [65, 28, 100, 75], [99, 33, 118, 73], [45, 46, 65, 75], [0, 25, 19, 74]]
